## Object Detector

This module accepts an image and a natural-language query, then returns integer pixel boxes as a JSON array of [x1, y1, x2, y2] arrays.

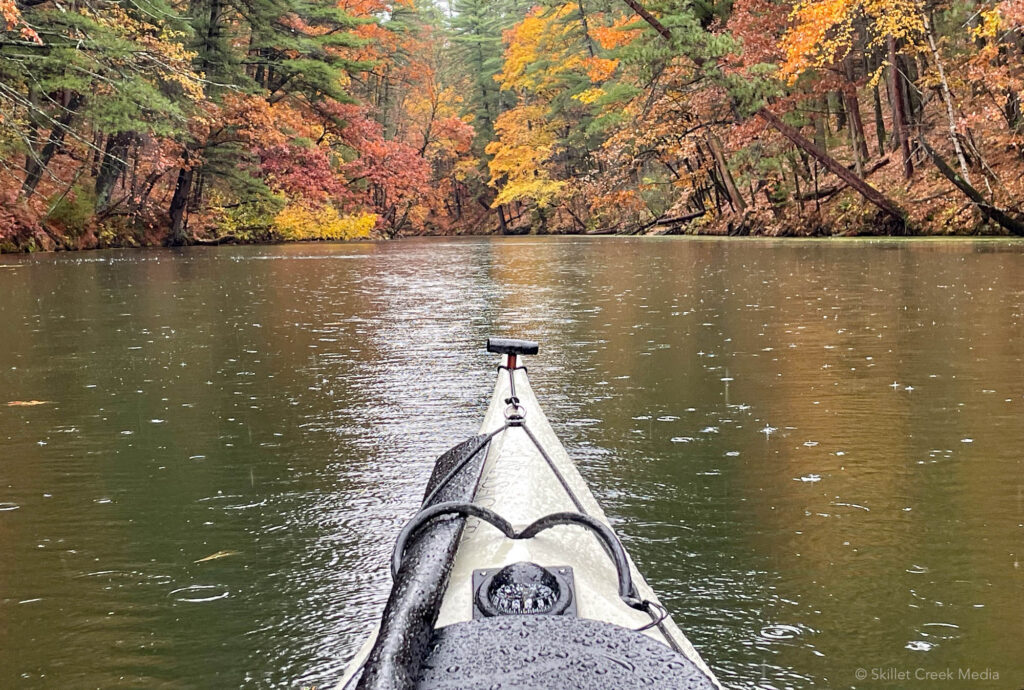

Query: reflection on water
[[1, 237, 1022, 688]]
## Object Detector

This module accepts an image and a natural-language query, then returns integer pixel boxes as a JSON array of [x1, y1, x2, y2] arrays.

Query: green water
[[1, 237, 1021, 688]]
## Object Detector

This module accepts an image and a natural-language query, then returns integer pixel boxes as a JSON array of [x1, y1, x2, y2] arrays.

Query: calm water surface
[[1, 237, 1022, 689]]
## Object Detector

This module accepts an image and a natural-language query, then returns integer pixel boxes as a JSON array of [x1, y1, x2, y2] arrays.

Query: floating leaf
[[194, 550, 241, 563]]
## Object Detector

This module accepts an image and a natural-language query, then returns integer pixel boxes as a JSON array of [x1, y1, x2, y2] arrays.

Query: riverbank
[[3, 158, 1022, 254], [2, 200, 1015, 256]]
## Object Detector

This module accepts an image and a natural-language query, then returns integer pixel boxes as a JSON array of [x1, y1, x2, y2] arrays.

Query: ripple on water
[[0, 502, 20, 511], [197, 492, 239, 502], [220, 499, 267, 511], [169, 584, 230, 603], [197, 493, 266, 510], [905, 640, 936, 651], [918, 623, 961, 641], [759, 623, 807, 641], [77, 570, 175, 590]]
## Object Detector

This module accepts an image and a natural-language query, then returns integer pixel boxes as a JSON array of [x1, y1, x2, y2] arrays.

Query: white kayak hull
[[340, 356, 721, 689]]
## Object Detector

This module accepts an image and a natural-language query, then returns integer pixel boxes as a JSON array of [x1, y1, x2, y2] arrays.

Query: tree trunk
[[888, 35, 913, 178], [791, 154, 803, 215], [814, 103, 827, 150], [1005, 90, 1021, 134], [168, 156, 194, 246], [706, 133, 746, 213], [577, 0, 596, 57], [843, 56, 870, 166], [872, 73, 887, 155], [95, 132, 133, 213], [923, 11, 971, 183], [21, 93, 84, 199], [757, 109, 907, 222], [843, 89, 863, 176], [900, 54, 921, 124], [832, 91, 847, 132], [620, 0, 672, 40]]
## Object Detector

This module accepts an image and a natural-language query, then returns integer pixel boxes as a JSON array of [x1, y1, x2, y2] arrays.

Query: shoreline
[[4, 226, 1024, 256]]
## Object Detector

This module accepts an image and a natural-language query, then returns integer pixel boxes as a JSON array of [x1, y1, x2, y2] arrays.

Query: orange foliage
[[1, 0, 40, 43], [584, 57, 619, 82], [591, 14, 641, 50]]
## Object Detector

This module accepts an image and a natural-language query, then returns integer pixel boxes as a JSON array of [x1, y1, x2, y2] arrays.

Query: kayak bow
[[340, 339, 721, 689]]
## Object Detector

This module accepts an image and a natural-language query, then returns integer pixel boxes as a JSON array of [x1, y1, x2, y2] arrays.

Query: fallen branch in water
[[190, 234, 240, 245], [624, 209, 707, 235]]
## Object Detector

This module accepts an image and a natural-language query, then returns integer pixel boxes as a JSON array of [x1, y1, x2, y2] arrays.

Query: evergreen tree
[[166, 0, 366, 243], [448, 0, 507, 148]]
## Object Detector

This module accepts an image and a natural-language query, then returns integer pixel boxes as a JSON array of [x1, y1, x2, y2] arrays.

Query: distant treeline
[[2, 0, 1023, 250]]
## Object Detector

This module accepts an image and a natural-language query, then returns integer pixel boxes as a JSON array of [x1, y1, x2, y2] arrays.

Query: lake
[[1, 237, 1021, 688]]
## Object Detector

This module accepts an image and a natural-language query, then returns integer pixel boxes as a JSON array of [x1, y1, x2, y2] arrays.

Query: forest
[[1, 0, 1023, 250]]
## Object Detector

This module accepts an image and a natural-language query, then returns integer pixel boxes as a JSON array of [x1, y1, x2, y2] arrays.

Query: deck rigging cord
[[496, 361, 674, 640], [407, 360, 675, 640]]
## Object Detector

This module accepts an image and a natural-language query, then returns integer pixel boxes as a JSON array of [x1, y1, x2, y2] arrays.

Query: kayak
[[340, 338, 721, 689]]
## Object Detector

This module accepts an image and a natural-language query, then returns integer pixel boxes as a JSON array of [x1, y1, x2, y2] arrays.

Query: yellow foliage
[[83, 4, 204, 101], [497, 4, 584, 92], [489, 4, 627, 209], [779, 0, 857, 81], [574, 87, 606, 104], [779, 0, 925, 82], [493, 177, 566, 208], [971, 7, 1003, 40], [862, 0, 925, 42], [273, 204, 377, 241], [486, 105, 565, 208], [203, 189, 285, 240]]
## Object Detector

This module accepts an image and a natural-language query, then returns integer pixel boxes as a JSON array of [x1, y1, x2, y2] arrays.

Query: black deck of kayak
[[415, 615, 716, 689]]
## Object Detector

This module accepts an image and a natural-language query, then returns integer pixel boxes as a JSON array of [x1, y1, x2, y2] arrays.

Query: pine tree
[[166, 0, 366, 243], [1, 0, 200, 205]]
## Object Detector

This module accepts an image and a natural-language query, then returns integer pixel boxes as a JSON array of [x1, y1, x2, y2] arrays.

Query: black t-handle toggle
[[486, 338, 539, 356]]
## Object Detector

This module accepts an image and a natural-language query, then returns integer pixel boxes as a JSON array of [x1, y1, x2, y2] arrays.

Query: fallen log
[[627, 209, 707, 235], [919, 135, 1024, 236], [190, 234, 240, 245], [654, 211, 707, 225], [795, 156, 890, 201]]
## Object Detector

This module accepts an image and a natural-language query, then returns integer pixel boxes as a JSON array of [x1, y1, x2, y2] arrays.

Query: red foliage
[[260, 144, 347, 201]]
